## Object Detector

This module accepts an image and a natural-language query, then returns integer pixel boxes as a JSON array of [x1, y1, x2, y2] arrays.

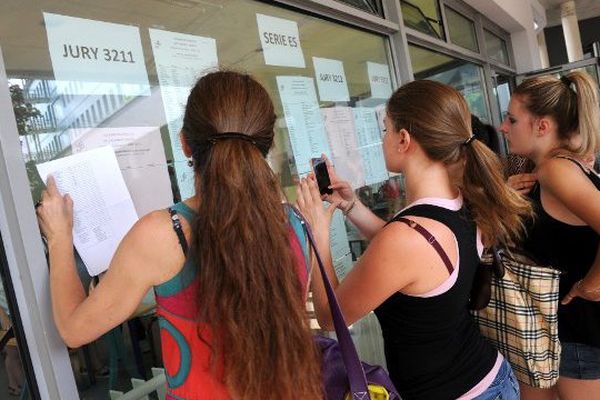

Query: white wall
[[463, 0, 546, 73]]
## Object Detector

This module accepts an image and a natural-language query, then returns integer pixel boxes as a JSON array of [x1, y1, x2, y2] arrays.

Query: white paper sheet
[[312, 57, 350, 102], [69, 127, 173, 217], [330, 211, 353, 279], [37, 147, 139, 276], [257, 14, 305, 68], [149, 29, 218, 199], [43, 12, 150, 97], [276, 76, 331, 174], [322, 107, 365, 189], [367, 62, 393, 99], [353, 107, 389, 185]]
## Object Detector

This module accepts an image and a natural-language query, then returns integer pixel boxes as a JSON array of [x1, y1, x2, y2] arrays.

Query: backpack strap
[[168, 207, 188, 256], [392, 217, 454, 275]]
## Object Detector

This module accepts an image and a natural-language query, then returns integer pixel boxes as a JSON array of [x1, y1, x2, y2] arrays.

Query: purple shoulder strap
[[289, 206, 371, 398]]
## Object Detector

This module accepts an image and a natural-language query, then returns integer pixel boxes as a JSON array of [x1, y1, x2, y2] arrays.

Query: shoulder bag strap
[[168, 207, 188, 256], [288, 205, 370, 398], [392, 217, 454, 275]]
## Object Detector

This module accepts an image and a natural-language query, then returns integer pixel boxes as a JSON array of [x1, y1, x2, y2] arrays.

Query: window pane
[[2, 1, 399, 396], [336, 0, 384, 17], [446, 7, 478, 52], [409, 45, 490, 122], [401, 0, 444, 40], [484, 30, 509, 65]]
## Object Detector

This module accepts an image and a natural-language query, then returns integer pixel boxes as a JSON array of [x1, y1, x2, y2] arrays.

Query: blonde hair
[[514, 71, 600, 157], [387, 80, 532, 245]]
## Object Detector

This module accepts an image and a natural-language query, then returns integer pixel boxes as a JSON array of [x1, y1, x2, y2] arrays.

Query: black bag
[[468, 247, 505, 310]]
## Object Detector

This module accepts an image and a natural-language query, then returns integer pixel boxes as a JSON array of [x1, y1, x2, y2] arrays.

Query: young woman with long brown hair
[[499, 71, 600, 400], [297, 80, 531, 399], [36, 71, 322, 400]]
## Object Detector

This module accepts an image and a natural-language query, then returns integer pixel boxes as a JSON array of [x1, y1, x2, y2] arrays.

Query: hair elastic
[[463, 135, 476, 146], [207, 132, 257, 145], [560, 75, 576, 93]]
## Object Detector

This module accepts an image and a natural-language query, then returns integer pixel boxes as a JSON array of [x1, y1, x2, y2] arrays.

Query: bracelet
[[342, 199, 356, 216]]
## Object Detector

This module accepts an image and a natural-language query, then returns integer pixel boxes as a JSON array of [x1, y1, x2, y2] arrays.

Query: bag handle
[[289, 205, 371, 398]]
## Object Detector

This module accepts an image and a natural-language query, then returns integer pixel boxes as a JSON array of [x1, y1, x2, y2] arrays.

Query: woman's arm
[[297, 176, 419, 330], [37, 177, 181, 347], [538, 159, 600, 303]]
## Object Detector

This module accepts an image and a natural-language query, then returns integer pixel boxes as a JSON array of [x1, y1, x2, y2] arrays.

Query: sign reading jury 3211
[[44, 12, 150, 96]]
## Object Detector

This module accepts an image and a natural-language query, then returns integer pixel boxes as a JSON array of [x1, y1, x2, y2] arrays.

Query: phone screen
[[312, 158, 333, 195]]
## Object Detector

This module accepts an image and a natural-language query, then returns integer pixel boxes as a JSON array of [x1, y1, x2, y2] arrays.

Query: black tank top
[[522, 157, 600, 348], [374, 204, 497, 400]]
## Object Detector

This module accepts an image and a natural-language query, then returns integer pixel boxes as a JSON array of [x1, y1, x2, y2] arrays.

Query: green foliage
[[9, 84, 41, 135]]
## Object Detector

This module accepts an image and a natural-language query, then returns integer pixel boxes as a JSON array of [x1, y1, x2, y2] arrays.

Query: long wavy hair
[[182, 71, 322, 399], [387, 80, 532, 245]]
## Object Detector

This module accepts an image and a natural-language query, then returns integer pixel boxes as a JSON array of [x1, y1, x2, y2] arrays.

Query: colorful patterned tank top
[[153, 202, 309, 400]]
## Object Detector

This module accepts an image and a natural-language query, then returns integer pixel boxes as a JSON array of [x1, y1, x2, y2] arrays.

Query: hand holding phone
[[311, 158, 333, 195]]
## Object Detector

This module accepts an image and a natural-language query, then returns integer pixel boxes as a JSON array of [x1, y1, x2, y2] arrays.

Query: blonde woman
[[499, 71, 600, 400]]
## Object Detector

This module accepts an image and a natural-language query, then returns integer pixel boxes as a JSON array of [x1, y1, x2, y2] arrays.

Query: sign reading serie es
[[256, 13, 305, 68], [44, 12, 150, 96]]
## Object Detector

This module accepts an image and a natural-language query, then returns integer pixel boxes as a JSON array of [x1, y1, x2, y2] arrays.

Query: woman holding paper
[[36, 71, 322, 400], [296, 80, 532, 399]]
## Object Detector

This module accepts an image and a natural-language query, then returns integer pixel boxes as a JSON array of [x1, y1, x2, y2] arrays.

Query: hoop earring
[[187, 158, 193, 167]]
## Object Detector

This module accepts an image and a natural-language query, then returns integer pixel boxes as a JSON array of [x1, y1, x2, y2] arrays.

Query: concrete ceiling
[[539, 0, 600, 27]]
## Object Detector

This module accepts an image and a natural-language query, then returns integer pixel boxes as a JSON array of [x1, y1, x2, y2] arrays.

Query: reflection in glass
[[1, 0, 399, 396], [484, 30, 509, 65], [336, 0, 384, 17], [401, 0, 444, 40], [0, 280, 26, 399], [446, 7, 478, 53], [409, 45, 490, 122]]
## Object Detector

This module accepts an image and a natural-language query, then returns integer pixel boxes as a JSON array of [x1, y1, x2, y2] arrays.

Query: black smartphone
[[311, 158, 333, 195]]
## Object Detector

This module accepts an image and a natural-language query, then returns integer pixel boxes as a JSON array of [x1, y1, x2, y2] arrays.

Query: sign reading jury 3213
[[44, 12, 150, 96]]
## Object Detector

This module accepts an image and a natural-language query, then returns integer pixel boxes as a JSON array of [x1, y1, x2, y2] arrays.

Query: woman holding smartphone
[[297, 80, 531, 400]]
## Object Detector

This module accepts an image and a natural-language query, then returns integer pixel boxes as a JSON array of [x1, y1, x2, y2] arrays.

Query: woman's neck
[[403, 160, 458, 205]]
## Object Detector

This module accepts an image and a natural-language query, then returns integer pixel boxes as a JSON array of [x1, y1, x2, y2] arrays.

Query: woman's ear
[[536, 117, 552, 137], [180, 132, 193, 158], [397, 128, 411, 153]]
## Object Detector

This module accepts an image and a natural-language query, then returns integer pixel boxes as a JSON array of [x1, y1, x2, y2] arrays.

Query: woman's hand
[[318, 155, 355, 213], [36, 175, 74, 245], [507, 173, 537, 195], [296, 175, 341, 240], [562, 280, 600, 304]]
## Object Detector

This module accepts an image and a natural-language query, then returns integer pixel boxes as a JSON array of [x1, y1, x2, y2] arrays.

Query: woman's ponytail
[[462, 141, 532, 246], [183, 71, 323, 400], [567, 71, 600, 157]]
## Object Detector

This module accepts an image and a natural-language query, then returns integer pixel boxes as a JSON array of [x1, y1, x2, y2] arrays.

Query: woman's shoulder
[[118, 209, 187, 283], [537, 156, 590, 188]]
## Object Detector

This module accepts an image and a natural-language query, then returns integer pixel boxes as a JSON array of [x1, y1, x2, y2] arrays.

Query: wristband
[[342, 199, 356, 217]]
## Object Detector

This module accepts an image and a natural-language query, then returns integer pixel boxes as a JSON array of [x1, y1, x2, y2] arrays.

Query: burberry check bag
[[472, 247, 562, 388]]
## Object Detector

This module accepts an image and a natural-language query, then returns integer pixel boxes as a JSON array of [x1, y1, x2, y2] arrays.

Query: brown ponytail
[[513, 71, 600, 157], [182, 71, 322, 399], [387, 80, 532, 245]]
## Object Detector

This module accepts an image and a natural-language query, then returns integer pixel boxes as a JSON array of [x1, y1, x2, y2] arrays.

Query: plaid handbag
[[472, 247, 562, 388]]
